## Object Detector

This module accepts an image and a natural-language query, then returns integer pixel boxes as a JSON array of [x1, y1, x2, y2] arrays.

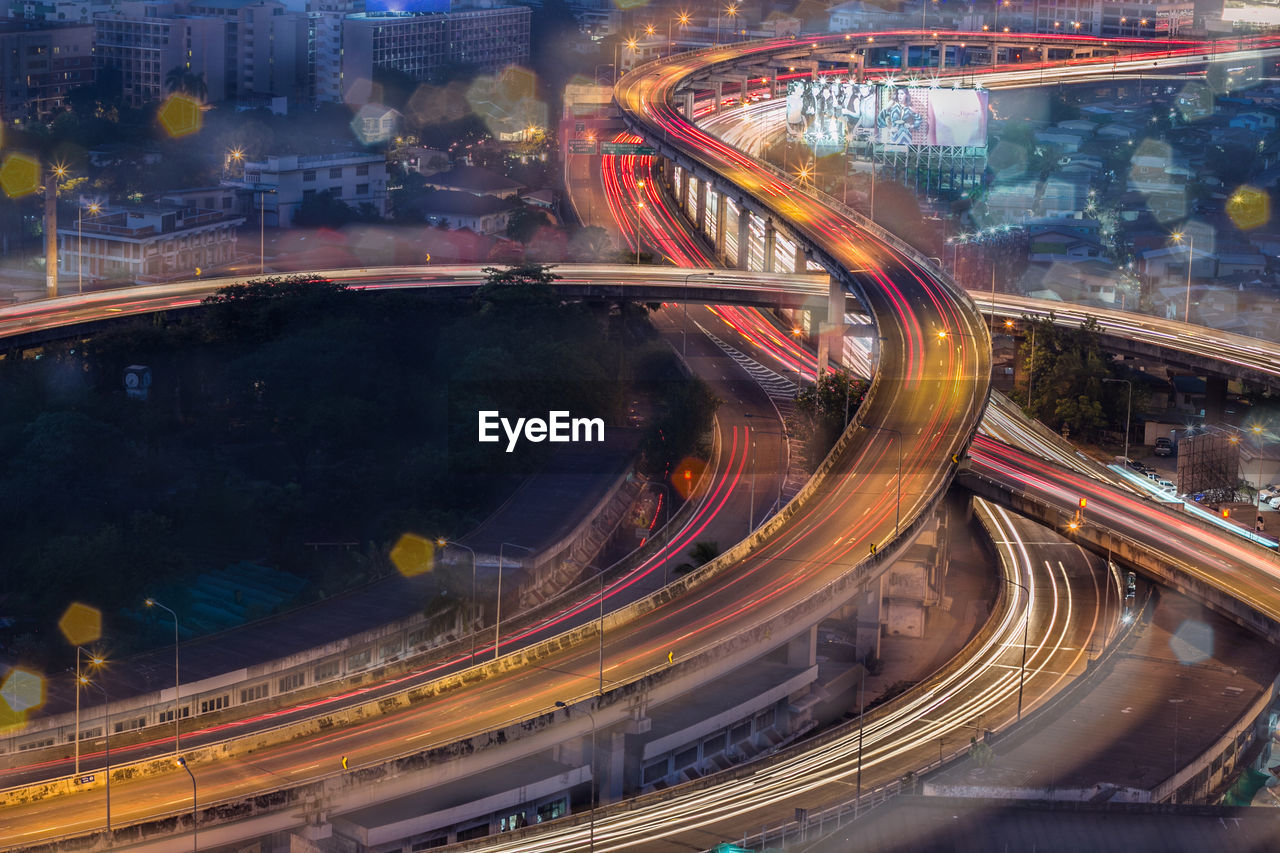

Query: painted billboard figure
[[877, 87, 926, 145]]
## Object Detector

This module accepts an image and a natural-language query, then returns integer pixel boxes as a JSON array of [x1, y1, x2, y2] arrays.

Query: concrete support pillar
[[741, 76, 750, 100], [677, 167, 688, 216], [900, 42, 910, 70], [763, 218, 776, 274], [816, 275, 843, 376], [856, 576, 883, 664], [714, 192, 727, 256], [1205, 375, 1228, 423], [770, 75, 778, 98], [695, 178, 708, 234], [786, 625, 818, 668], [938, 43, 946, 70], [793, 243, 806, 276], [714, 81, 724, 113], [681, 91, 694, 118], [736, 207, 751, 271]]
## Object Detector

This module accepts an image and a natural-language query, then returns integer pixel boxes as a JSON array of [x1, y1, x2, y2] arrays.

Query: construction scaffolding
[[1176, 428, 1241, 501], [871, 143, 987, 196]]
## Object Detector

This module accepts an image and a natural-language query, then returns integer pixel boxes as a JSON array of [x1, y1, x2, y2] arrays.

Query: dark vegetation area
[[0, 268, 717, 665], [791, 372, 870, 466]]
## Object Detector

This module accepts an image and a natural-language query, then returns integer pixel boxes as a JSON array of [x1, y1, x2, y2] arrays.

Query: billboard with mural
[[785, 79, 988, 150]]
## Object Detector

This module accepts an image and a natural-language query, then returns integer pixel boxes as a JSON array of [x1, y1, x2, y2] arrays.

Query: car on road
[[1153, 437, 1175, 457]]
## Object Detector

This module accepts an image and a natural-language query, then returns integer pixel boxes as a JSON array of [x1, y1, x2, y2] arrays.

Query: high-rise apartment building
[[7, 0, 119, 24], [320, 5, 530, 104], [188, 0, 309, 100], [0, 20, 93, 122], [94, 1, 227, 106]]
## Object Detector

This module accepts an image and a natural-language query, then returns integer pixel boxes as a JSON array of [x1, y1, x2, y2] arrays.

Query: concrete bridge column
[[856, 576, 883, 663], [714, 192, 727, 256], [1205, 375, 1228, 423], [695, 178, 708, 233], [786, 625, 818, 668], [737, 207, 752, 271], [714, 81, 724, 113], [741, 76, 750, 100], [938, 43, 947, 70], [681, 91, 695, 118], [900, 42, 911, 69], [769, 75, 778, 98], [793, 244, 806, 276], [763, 218, 776, 274], [816, 276, 843, 376], [677, 167, 689, 217]]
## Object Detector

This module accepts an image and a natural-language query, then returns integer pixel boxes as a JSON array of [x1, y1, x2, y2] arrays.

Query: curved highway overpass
[[6, 30, 1280, 853]]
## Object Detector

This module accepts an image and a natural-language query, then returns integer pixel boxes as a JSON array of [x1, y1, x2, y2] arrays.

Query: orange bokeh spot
[[58, 601, 102, 647], [0, 153, 41, 199], [672, 456, 708, 500], [158, 93, 203, 138], [390, 533, 436, 577]]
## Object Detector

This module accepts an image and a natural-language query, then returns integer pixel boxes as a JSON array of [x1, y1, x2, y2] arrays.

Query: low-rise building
[[408, 188, 516, 234], [57, 204, 245, 283], [224, 151, 389, 226]]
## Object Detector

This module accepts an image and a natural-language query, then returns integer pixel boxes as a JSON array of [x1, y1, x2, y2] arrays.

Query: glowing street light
[[669, 12, 691, 57], [77, 200, 100, 294], [436, 539, 479, 660], [1171, 231, 1194, 323], [144, 598, 182, 754], [495, 543, 534, 661], [73, 647, 104, 777]]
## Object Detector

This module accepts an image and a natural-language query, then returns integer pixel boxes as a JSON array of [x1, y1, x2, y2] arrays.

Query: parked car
[[1153, 437, 1175, 457], [1269, 495, 1280, 510], [1156, 479, 1176, 492]]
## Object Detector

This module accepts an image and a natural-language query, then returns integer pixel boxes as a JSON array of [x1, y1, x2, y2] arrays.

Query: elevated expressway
[[6, 36, 1280, 853]]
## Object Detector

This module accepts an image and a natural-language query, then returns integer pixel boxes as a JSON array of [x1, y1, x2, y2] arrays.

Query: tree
[[674, 540, 721, 575], [1019, 314, 1130, 442], [480, 262, 560, 287], [568, 225, 615, 261], [293, 189, 359, 228], [791, 372, 869, 465], [505, 205, 551, 244]]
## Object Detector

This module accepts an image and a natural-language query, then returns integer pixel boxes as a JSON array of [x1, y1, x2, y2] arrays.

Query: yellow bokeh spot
[[58, 601, 102, 647], [1226, 186, 1269, 231], [158, 93, 203, 138], [1, 668, 45, 714], [390, 533, 436, 577], [0, 153, 41, 199]]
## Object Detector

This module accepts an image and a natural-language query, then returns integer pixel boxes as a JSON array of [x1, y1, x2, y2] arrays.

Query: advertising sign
[[786, 78, 988, 151]]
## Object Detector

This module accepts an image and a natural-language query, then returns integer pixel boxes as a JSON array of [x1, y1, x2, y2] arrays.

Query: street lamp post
[[1004, 576, 1031, 722], [1250, 424, 1269, 513], [73, 646, 104, 778], [1103, 378, 1133, 464], [437, 540, 478, 660], [634, 178, 647, 264], [144, 598, 182, 754], [868, 426, 903, 535], [555, 701, 598, 851], [567, 560, 608, 695], [790, 326, 806, 391], [669, 13, 690, 57], [81, 678, 112, 833], [1172, 231, 1194, 324], [77, 201, 100, 295], [495, 543, 534, 661], [682, 271, 714, 356], [177, 755, 197, 852], [259, 187, 276, 275], [1169, 697, 1187, 799]]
